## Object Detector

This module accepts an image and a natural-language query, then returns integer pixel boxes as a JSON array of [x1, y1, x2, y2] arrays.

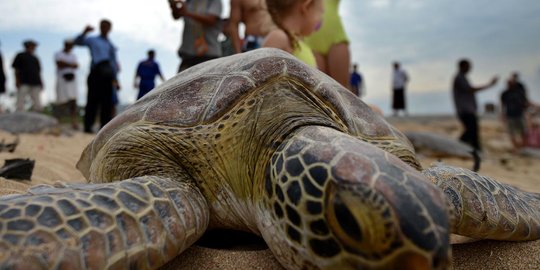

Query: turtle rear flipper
[[0, 176, 209, 269], [423, 165, 540, 241]]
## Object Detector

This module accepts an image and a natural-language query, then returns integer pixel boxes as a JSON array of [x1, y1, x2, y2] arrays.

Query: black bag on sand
[[0, 158, 35, 180]]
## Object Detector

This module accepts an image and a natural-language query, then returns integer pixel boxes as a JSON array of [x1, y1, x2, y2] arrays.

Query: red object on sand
[[527, 125, 540, 148]]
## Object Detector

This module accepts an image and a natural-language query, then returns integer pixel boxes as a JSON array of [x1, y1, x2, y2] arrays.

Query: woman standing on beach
[[262, 0, 324, 68]]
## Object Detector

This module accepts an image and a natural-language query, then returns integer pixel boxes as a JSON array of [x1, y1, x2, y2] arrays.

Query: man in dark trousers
[[0, 42, 6, 96], [452, 59, 498, 152], [74, 19, 120, 133]]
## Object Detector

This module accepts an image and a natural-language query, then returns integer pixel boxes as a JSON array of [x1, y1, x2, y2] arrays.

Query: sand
[[0, 116, 539, 269]]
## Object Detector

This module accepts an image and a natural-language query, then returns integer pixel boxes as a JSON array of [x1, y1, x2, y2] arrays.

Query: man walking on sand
[[500, 73, 531, 152], [229, 0, 275, 53], [452, 59, 498, 152]]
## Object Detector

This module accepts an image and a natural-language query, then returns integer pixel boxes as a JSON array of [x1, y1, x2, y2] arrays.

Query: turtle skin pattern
[[423, 166, 540, 240], [259, 126, 451, 269], [0, 49, 539, 270], [0, 177, 208, 269]]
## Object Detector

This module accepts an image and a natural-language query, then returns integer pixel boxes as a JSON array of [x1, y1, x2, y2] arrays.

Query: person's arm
[[169, 0, 184, 19], [170, 1, 219, 26], [262, 30, 292, 53], [11, 55, 21, 89], [157, 64, 165, 82], [134, 63, 141, 89], [113, 60, 121, 91], [0, 54, 5, 84], [56, 61, 78, 69], [229, 0, 243, 53], [37, 58, 43, 89], [403, 71, 409, 83], [470, 76, 498, 92], [360, 76, 365, 97], [74, 26, 94, 46], [13, 70, 20, 89], [55, 54, 78, 69], [500, 94, 507, 122], [183, 7, 220, 26], [519, 85, 533, 108], [112, 48, 121, 91]]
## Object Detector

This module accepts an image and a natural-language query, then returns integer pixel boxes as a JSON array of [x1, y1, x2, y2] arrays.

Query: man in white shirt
[[55, 39, 79, 129], [392, 62, 408, 116]]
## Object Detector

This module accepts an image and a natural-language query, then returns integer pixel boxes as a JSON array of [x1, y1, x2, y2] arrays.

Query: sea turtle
[[0, 49, 539, 269], [0, 111, 58, 134], [404, 131, 474, 159], [404, 131, 481, 171]]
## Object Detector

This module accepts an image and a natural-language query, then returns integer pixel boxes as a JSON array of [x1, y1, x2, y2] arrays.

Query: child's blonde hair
[[265, 0, 301, 49]]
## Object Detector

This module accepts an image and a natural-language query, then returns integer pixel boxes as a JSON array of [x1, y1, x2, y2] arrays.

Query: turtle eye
[[327, 191, 364, 248], [326, 183, 398, 257]]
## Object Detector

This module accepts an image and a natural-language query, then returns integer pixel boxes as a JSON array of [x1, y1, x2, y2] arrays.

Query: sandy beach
[[0, 115, 539, 269]]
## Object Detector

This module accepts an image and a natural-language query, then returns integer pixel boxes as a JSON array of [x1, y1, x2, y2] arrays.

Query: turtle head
[[259, 126, 451, 270]]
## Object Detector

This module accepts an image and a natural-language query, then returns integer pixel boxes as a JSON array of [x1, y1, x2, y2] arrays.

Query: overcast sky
[[0, 0, 539, 114]]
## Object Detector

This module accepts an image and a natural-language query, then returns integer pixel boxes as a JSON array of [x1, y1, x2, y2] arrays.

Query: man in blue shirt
[[349, 63, 363, 97], [74, 19, 120, 133], [134, 50, 165, 100]]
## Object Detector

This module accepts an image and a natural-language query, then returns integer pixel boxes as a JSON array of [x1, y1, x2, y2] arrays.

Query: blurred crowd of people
[[0, 0, 537, 153]]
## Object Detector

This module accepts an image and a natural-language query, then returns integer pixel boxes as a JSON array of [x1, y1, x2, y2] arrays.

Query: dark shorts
[[242, 35, 264, 52], [112, 90, 118, 105], [507, 117, 526, 137], [392, 88, 405, 109], [178, 55, 218, 73]]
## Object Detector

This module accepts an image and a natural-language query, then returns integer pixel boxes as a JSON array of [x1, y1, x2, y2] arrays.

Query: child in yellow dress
[[262, 0, 324, 68]]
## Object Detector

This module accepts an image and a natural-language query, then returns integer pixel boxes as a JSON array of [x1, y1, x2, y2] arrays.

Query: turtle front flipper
[[423, 165, 540, 241], [0, 176, 209, 269], [256, 126, 451, 270]]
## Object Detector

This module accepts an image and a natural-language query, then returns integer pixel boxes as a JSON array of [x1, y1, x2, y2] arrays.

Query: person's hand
[[113, 80, 121, 91], [169, 0, 186, 18], [169, 0, 185, 9], [500, 114, 506, 123], [83, 25, 94, 34], [490, 76, 499, 86], [177, 2, 187, 16]]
